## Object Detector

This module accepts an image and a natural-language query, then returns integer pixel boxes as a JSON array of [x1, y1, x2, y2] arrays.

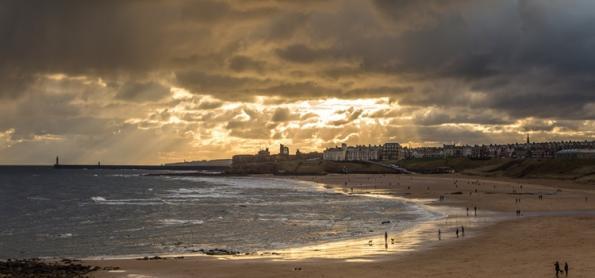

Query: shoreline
[[36, 174, 595, 276], [78, 178, 460, 261]]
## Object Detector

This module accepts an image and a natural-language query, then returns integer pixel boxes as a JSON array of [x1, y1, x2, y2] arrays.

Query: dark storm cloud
[[366, 0, 595, 117], [2, 0, 594, 113], [0, 1, 165, 73], [411, 108, 511, 126], [0, 0, 272, 98], [271, 107, 299, 122], [276, 44, 338, 64], [345, 86, 413, 98], [197, 100, 224, 110], [0, 0, 594, 163], [116, 82, 170, 102], [373, 0, 470, 28], [175, 70, 266, 95], [257, 81, 339, 99], [228, 55, 266, 72]]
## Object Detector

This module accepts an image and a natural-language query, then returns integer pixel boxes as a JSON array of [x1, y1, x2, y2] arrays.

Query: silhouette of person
[[466, 207, 469, 216], [461, 226, 465, 237], [564, 262, 568, 276], [474, 206, 477, 216], [555, 261, 560, 277], [456, 228, 459, 238], [438, 229, 441, 240]]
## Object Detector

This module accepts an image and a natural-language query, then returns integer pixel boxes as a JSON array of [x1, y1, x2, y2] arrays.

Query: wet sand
[[89, 174, 595, 277]]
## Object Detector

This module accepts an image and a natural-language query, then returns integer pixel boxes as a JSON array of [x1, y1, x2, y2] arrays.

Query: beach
[[86, 174, 595, 277]]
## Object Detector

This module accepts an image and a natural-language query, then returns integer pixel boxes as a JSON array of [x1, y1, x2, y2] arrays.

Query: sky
[[0, 0, 594, 164]]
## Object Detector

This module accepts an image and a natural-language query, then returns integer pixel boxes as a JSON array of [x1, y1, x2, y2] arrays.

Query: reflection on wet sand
[[215, 196, 504, 262]]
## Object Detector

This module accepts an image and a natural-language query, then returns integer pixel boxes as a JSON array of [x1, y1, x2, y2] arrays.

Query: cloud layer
[[0, 0, 593, 163]]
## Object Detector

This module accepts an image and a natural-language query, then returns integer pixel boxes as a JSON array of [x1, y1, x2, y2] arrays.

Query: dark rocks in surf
[[0, 258, 102, 277], [200, 248, 241, 256]]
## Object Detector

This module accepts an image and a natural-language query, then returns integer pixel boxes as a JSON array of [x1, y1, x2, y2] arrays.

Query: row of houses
[[438, 140, 595, 159], [233, 139, 595, 165], [322, 140, 595, 161], [322, 143, 405, 161]]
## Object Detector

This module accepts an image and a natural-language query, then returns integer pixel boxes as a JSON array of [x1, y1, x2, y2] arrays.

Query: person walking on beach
[[455, 228, 459, 238], [555, 261, 561, 277], [461, 226, 464, 237], [564, 262, 569, 276], [466, 207, 469, 216], [438, 229, 441, 240], [474, 206, 477, 217]]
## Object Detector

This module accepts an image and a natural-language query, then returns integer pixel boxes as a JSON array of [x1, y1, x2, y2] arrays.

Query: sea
[[0, 167, 439, 259]]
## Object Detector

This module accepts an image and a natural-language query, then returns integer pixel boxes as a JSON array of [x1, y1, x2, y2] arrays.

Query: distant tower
[[526, 134, 530, 144], [279, 144, 289, 156], [55, 156, 59, 166]]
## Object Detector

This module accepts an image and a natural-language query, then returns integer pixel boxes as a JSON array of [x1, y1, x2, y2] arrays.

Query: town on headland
[[227, 138, 595, 181], [52, 138, 595, 182]]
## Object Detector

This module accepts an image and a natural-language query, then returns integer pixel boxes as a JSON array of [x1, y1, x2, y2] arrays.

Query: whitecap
[[158, 219, 204, 226], [91, 196, 163, 205], [56, 233, 73, 238], [91, 196, 106, 202]]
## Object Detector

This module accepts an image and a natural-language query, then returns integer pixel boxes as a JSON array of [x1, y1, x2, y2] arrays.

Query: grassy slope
[[396, 157, 595, 183], [229, 157, 595, 183], [395, 158, 504, 172], [229, 160, 396, 175], [470, 158, 595, 182]]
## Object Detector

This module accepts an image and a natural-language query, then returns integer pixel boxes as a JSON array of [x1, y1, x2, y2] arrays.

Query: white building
[[346, 145, 382, 161], [323, 143, 347, 161], [323, 143, 386, 161]]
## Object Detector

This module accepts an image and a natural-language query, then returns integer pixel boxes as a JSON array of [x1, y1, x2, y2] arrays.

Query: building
[[232, 147, 272, 165], [239, 140, 595, 166], [323, 143, 399, 161], [323, 143, 347, 161], [556, 149, 595, 159], [279, 144, 289, 156], [382, 143, 404, 161], [346, 145, 382, 161], [409, 147, 444, 159], [256, 148, 271, 160]]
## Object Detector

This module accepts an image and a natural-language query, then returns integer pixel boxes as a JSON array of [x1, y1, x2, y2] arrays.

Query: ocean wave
[[56, 233, 73, 238], [27, 196, 50, 201], [167, 176, 323, 192], [158, 219, 204, 226], [163, 187, 239, 200], [91, 196, 106, 202], [90, 196, 163, 205], [109, 174, 142, 178]]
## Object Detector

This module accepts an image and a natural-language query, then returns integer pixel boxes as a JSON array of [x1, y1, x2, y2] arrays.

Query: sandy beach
[[88, 174, 595, 277]]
